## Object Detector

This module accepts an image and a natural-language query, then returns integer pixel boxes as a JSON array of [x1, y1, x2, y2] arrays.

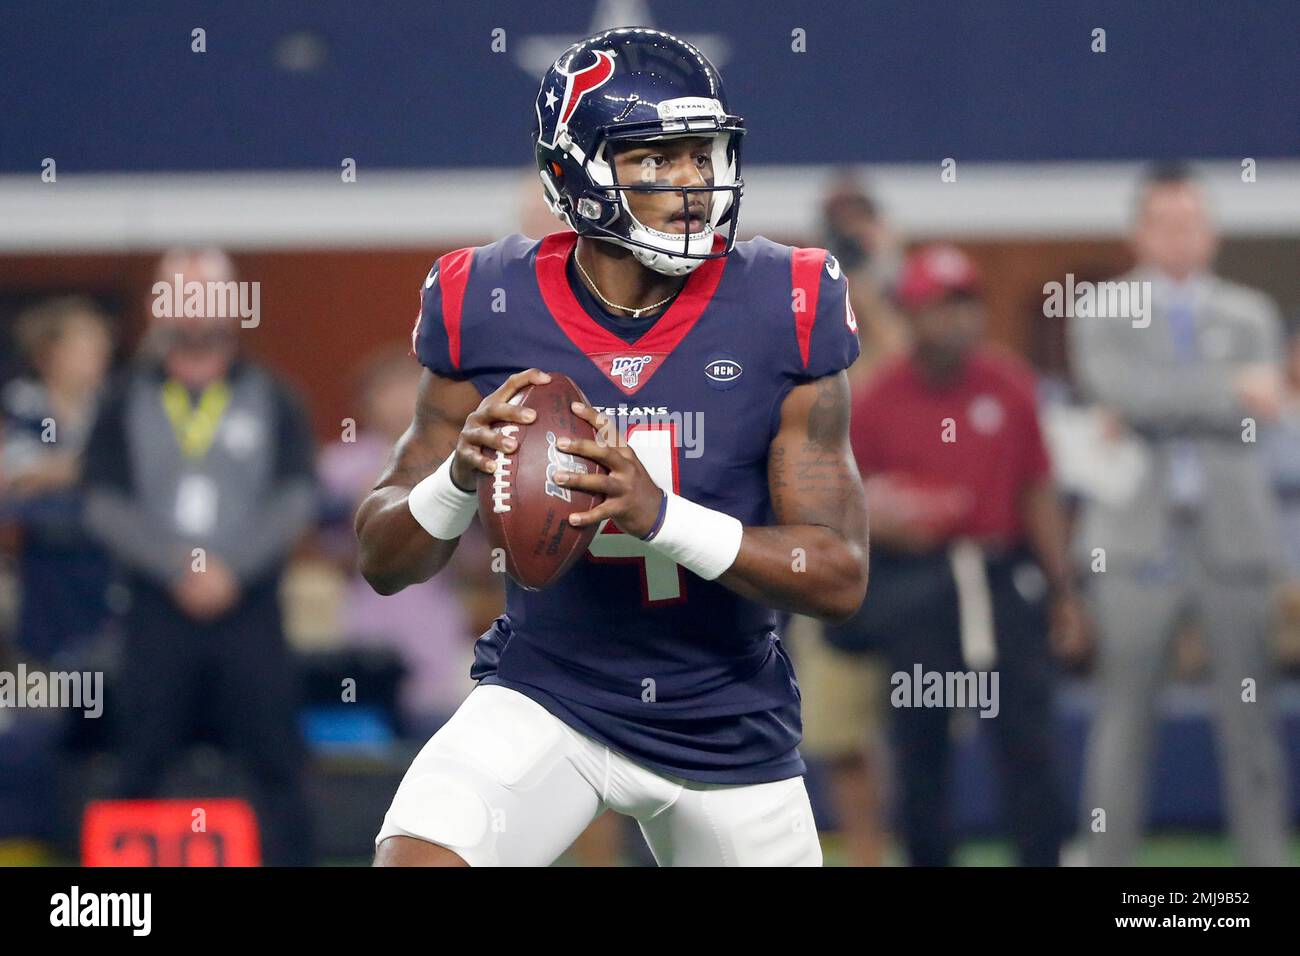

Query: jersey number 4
[[586, 424, 686, 605]]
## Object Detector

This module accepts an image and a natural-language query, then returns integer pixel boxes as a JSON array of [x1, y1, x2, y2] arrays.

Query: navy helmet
[[533, 27, 745, 276]]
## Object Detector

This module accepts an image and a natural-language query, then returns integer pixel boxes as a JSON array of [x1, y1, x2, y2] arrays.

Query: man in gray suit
[[1070, 164, 1290, 865]]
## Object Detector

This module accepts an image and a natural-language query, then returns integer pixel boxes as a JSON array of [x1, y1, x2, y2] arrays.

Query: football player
[[358, 27, 868, 866]]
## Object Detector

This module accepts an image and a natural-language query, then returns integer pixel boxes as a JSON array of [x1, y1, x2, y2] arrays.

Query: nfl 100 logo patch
[[610, 355, 653, 389]]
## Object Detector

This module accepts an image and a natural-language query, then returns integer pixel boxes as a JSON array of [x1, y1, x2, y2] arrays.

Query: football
[[477, 373, 607, 590]]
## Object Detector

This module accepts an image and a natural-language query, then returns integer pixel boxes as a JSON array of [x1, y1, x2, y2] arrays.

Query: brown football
[[477, 373, 607, 591]]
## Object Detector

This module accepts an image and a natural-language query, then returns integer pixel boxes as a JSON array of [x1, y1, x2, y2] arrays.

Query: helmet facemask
[[543, 125, 745, 277]]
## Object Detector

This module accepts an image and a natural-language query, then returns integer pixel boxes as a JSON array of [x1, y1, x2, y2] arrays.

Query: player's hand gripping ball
[[475, 372, 608, 590]]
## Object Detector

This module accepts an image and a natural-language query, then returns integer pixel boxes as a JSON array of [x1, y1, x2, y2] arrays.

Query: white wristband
[[408, 453, 477, 540], [644, 492, 743, 581]]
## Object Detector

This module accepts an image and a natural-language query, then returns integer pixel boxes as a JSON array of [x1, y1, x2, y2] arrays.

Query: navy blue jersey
[[411, 231, 859, 783]]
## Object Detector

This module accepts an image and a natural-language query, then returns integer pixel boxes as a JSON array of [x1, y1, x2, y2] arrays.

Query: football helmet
[[533, 27, 745, 276]]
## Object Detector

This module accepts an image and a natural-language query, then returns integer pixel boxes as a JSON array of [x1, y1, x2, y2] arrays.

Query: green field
[[552, 834, 1300, 867], [8, 834, 1297, 867]]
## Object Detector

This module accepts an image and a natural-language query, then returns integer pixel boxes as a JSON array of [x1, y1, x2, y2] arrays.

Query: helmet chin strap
[[590, 220, 715, 276], [630, 240, 709, 277], [619, 207, 717, 276]]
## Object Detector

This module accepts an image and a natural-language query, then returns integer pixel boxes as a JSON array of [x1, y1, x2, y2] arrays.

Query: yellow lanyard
[[161, 379, 230, 459]]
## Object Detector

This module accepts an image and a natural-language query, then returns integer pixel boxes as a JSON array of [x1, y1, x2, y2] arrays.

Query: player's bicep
[[768, 372, 866, 536], [373, 369, 478, 491]]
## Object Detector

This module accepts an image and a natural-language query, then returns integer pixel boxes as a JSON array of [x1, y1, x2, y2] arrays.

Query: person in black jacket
[[81, 248, 319, 866]]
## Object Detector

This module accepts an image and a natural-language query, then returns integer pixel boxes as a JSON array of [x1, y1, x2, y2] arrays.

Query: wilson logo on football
[[544, 430, 586, 502], [491, 424, 519, 514], [610, 355, 653, 389], [705, 359, 743, 384]]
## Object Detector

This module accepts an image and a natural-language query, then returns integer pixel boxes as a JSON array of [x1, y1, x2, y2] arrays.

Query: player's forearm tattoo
[[771, 374, 858, 528], [805, 374, 849, 449], [795, 376, 851, 494], [768, 444, 790, 514], [378, 439, 439, 491], [375, 398, 457, 491]]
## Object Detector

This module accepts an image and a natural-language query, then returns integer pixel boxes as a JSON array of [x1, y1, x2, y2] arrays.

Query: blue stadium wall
[[5, 0, 1298, 174]]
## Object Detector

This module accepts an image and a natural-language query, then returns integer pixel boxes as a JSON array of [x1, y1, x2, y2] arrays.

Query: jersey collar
[[534, 231, 728, 396]]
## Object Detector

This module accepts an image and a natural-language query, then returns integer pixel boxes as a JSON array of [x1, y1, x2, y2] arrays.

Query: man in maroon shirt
[[828, 245, 1082, 865]]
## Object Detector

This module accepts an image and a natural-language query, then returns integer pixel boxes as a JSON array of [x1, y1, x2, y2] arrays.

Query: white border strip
[[3, 160, 1298, 252]]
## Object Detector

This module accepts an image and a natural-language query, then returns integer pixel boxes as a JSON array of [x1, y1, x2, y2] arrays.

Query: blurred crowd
[[1, 163, 1296, 865], [797, 163, 1296, 868]]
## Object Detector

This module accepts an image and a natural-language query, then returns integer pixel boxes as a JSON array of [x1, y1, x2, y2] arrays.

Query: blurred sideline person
[[820, 170, 909, 389], [849, 245, 1082, 866], [318, 347, 479, 738], [81, 248, 319, 865], [1262, 312, 1300, 667], [1071, 165, 1289, 866], [1, 298, 114, 662]]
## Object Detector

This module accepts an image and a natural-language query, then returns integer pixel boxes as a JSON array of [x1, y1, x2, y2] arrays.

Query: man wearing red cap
[[826, 244, 1082, 865]]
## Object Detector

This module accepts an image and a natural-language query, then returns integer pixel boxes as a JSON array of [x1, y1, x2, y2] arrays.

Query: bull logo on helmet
[[537, 49, 617, 149]]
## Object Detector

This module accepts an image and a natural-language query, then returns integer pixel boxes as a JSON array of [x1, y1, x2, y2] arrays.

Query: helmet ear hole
[[550, 161, 563, 178]]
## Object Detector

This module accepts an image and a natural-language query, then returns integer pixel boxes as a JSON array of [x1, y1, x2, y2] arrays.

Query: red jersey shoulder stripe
[[790, 247, 828, 369], [436, 246, 476, 370]]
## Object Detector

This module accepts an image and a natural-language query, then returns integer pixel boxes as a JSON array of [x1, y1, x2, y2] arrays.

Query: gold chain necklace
[[573, 252, 678, 319]]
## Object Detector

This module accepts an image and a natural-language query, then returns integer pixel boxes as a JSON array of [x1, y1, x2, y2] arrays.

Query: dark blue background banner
[[3, 0, 1297, 173]]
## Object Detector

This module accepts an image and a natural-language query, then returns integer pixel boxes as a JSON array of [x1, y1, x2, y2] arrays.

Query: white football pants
[[376, 683, 822, 866]]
